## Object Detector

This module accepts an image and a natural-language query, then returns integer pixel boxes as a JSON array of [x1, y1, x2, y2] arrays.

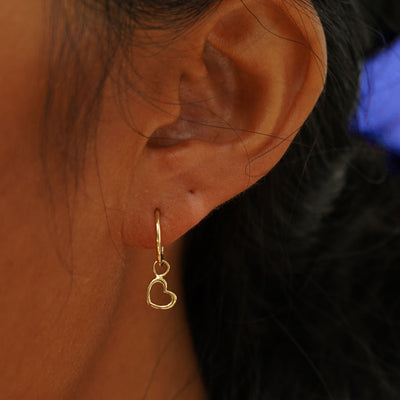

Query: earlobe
[[120, 0, 327, 249]]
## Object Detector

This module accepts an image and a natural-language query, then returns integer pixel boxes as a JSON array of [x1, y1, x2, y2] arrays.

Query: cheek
[[89, 65, 182, 217], [0, 2, 47, 141], [88, 87, 148, 212], [0, 3, 123, 398]]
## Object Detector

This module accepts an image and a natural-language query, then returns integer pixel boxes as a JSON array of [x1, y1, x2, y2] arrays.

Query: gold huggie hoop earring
[[146, 209, 177, 310]]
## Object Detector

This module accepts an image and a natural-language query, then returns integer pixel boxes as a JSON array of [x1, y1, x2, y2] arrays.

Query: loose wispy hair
[[41, 1, 400, 399]]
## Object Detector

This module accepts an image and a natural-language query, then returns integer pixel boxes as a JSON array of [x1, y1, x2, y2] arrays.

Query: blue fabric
[[352, 37, 400, 154]]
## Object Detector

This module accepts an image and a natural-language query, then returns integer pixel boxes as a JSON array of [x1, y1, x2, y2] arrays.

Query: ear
[[113, 0, 327, 248]]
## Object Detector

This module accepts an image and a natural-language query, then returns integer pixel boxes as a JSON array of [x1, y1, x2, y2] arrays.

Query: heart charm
[[147, 210, 178, 311], [147, 277, 177, 311]]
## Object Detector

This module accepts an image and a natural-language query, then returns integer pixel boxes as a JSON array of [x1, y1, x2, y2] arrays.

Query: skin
[[0, 0, 327, 398]]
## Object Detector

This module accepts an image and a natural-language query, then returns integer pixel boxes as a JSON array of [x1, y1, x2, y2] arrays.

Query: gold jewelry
[[146, 209, 177, 310]]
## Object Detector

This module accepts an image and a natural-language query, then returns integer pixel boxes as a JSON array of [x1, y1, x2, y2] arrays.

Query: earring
[[146, 209, 178, 310]]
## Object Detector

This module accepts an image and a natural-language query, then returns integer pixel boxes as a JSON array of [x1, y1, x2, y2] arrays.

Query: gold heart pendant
[[147, 277, 177, 311]]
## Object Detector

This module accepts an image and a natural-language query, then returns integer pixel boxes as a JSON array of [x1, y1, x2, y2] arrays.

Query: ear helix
[[146, 209, 177, 310]]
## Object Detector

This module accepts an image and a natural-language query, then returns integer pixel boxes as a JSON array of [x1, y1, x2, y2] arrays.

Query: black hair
[[182, 2, 400, 400], [45, 0, 400, 398]]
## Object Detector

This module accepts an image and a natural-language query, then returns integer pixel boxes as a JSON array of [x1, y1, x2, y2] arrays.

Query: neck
[[71, 239, 207, 400]]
